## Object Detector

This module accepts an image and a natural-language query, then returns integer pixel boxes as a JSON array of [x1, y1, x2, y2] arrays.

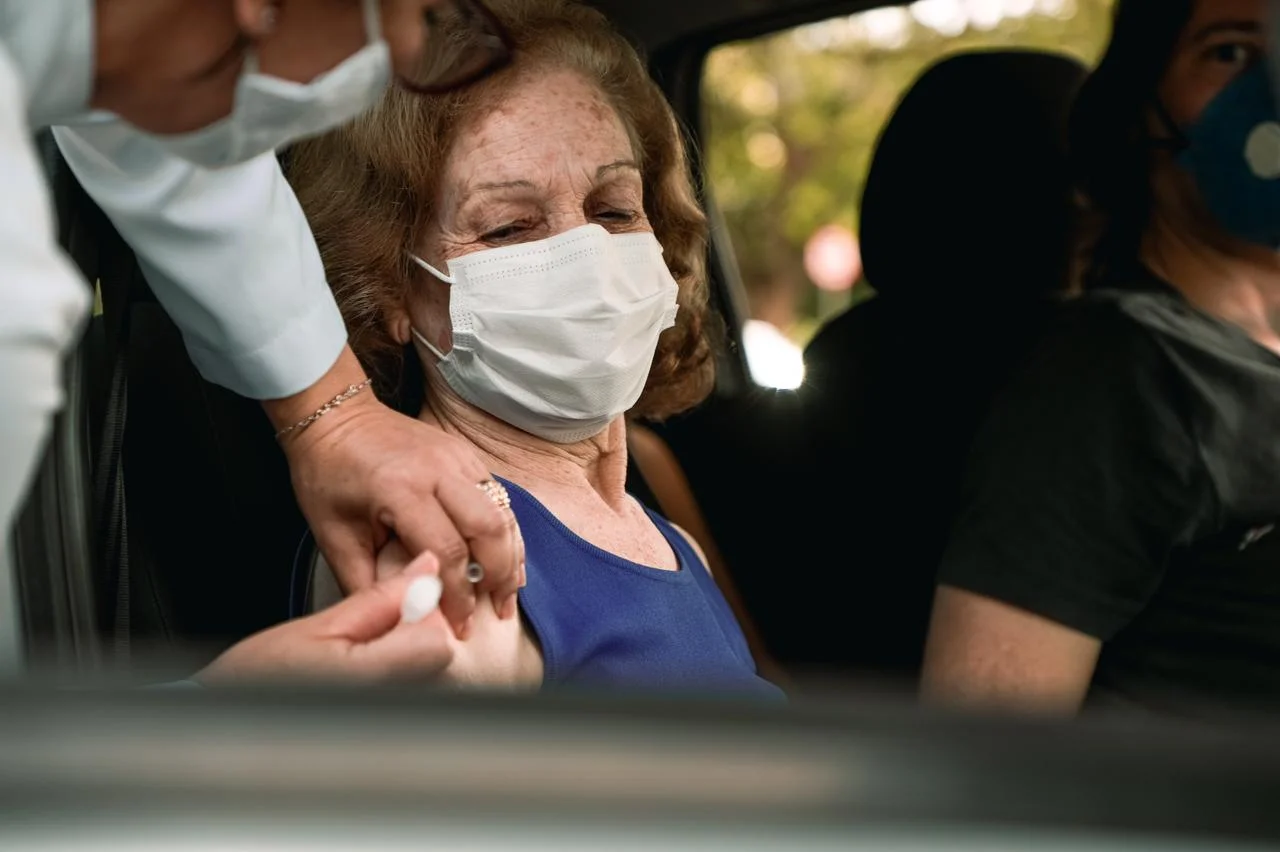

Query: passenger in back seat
[[923, 0, 1280, 718], [285, 0, 781, 697]]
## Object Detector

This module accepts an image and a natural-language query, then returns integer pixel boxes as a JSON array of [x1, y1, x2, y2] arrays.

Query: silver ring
[[466, 561, 485, 584]]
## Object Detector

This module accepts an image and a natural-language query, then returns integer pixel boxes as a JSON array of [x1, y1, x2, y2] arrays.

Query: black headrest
[[859, 49, 1088, 305]]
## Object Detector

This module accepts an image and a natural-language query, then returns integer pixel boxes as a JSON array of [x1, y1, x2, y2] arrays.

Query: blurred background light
[[803, 224, 861, 293], [743, 319, 806, 390]]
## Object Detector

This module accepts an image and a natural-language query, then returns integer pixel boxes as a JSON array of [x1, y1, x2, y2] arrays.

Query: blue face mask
[[1173, 61, 1280, 250]]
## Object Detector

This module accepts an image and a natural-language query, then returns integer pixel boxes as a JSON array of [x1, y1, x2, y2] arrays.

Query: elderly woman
[[286, 0, 780, 697], [922, 0, 1280, 717]]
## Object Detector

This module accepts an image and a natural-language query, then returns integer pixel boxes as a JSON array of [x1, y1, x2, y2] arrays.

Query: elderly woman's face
[[405, 69, 649, 351], [437, 72, 647, 252]]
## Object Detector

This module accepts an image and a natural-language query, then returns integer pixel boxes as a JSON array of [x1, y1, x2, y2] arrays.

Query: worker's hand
[[197, 551, 454, 684], [264, 347, 525, 639]]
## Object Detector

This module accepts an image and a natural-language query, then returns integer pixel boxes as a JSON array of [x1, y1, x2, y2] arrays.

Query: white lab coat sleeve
[[48, 120, 347, 400], [0, 48, 92, 534]]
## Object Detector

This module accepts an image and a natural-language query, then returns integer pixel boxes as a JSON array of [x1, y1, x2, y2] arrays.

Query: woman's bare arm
[[316, 539, 543, 690], [921, 584, 1103, 715]]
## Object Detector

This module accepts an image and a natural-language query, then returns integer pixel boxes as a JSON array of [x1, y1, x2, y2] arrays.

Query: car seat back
[[16, 136, 307, 677], [792, 49, 1088, 677]]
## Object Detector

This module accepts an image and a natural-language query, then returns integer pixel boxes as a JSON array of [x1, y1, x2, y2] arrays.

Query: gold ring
[[477, 479, 512, 512]]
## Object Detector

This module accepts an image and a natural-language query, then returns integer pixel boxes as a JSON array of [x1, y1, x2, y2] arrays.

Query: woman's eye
[[594, 208, 638, 224], [1208, 42, 1256, 67], [480, 223, 527, 242]]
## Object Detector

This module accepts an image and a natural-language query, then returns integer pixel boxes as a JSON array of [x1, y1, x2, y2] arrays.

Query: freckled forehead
[[446, 71, 635, 184]]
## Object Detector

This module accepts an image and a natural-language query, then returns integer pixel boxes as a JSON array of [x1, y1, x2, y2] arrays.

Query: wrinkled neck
[[419, 382, 631, 511]]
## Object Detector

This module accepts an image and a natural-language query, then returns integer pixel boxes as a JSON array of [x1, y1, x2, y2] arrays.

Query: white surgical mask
[[409, 224, 681, 443], [149, 0, 391, 169]]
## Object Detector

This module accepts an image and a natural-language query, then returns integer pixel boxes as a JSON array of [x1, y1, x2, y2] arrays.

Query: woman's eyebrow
[[1192, 20, 1262, 42], [472, 179, 536, 192], [460, 163, 639, 203], [596, 160, 640, 178], [458, 179, 537, 206]]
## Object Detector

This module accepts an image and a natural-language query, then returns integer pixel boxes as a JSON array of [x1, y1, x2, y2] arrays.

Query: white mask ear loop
[[409, 252, 458, 285], [361, 0, 385, 43], [407, 252, 455, 361], [242, 0, 278, 75], [411, 327, 450, 362]]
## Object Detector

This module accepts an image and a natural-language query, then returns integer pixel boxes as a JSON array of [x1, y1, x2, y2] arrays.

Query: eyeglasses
[[398, 0, 515, 94]]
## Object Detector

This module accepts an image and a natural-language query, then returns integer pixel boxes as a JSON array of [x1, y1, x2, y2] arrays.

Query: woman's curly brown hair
[[285, 0, 715, 421]]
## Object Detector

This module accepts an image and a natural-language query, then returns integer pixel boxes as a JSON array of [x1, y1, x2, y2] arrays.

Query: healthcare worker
[[0, 0, 523, 677]]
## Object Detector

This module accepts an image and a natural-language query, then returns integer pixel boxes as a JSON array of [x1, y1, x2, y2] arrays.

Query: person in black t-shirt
[[921, 0, 1280, 718]]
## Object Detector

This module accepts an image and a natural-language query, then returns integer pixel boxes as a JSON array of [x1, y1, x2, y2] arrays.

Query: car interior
[[15, 1, 1280, 846], [8, 0, 1095, 689]]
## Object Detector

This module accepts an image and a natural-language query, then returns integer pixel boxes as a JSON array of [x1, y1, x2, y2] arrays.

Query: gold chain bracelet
[[274, 378, 374, 442]]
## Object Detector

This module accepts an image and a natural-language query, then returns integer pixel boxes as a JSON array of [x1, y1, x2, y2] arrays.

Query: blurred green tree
[[702, 0, 1116, 344]]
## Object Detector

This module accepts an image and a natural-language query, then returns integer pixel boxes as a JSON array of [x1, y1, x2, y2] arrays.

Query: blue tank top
[[504, 477, 783, 701]]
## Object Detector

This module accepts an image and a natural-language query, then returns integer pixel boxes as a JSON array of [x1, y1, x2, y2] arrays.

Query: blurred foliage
[[702, 0, 1116, 344]]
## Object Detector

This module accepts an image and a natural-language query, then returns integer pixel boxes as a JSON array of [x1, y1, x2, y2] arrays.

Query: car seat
[[783, 49, 1087, 680], [9, 133, 108, 675], [12, 134, 311, 678]]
